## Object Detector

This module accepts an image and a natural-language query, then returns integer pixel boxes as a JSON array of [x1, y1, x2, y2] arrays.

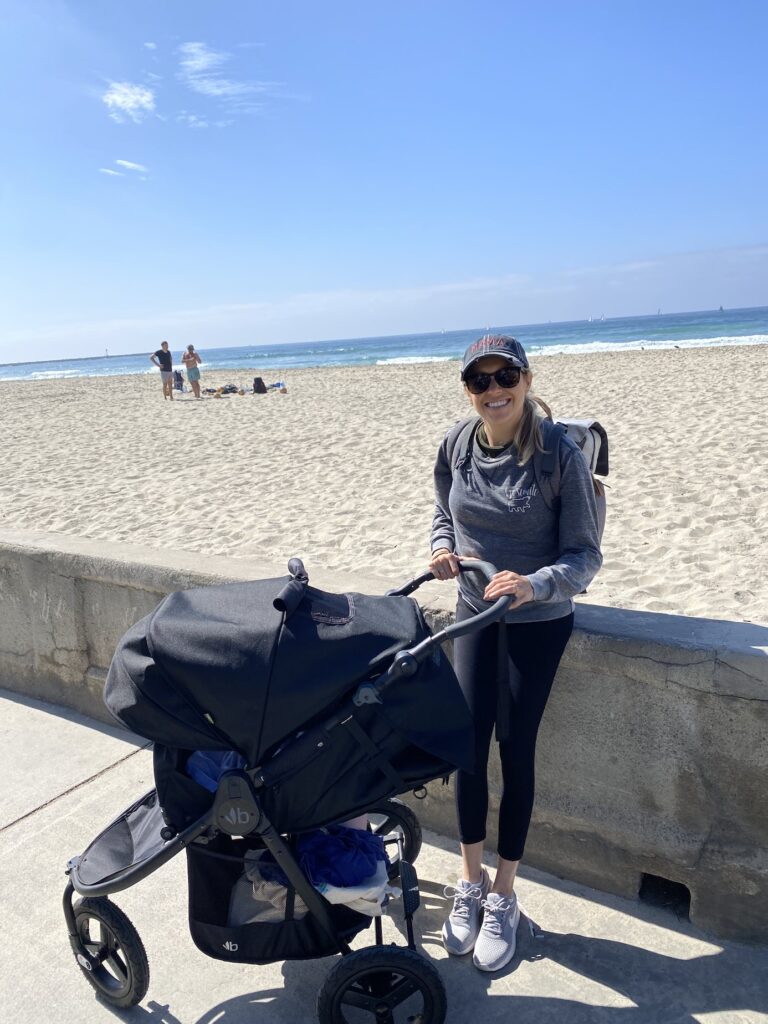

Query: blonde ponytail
[[508, 374, 548, 465]]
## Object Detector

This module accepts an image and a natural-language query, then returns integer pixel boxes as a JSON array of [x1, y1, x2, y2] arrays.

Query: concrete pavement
[[1, 687, 766, 1024]]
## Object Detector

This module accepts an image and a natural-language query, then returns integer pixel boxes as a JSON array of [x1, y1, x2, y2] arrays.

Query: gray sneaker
[[441, 868, 491, 955], [472, 891, 521, 972]]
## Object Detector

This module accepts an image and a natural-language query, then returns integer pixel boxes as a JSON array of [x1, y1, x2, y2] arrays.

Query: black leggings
[[453, 600, 574, 862]]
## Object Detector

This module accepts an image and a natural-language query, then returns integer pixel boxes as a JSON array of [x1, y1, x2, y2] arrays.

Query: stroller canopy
[[105, 576, 469, 770]]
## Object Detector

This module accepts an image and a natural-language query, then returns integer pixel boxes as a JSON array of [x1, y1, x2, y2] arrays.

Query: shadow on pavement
[[98, 877, 767, 1024]]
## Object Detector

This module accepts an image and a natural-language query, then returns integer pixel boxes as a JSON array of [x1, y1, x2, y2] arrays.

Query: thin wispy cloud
[[176, 41, 273, 111], [564, 259, 662, 280], [101, 42, 278, 130], [176, 111, 234, 129], [12, 244, 768, 355], [176, 112, 209, 129], [99, 160, 149, 179], [115, 159, 148, 173], [102, 82, 155, 123]]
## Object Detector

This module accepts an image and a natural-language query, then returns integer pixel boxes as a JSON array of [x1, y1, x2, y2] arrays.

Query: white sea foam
[[3, 332, 766, 382], [529, 334, 768, 358], [375, 356, 454, 365], [27, 369, 83, 379], [1, 367, 157, 381]]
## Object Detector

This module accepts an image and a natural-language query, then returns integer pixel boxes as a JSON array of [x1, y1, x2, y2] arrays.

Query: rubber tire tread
[[366, 798, 423, 864], [74, 897, 149, 1008], [316, 945, 446, 1024]]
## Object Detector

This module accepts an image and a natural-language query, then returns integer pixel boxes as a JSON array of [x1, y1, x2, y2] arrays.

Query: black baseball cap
[[461, 334, 529, 378]]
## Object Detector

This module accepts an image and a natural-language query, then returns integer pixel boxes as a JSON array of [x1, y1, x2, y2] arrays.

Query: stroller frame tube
[[253, 815, 352, 956], [389, 558, 514, 642], [355, 559, 513, 706]]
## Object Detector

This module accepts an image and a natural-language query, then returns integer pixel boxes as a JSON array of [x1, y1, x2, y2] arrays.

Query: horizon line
[[1, 303, 766, 369]]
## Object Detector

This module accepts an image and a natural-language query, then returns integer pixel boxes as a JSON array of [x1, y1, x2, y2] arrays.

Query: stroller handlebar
[[395, 557, 514, 644], [354, 560, 513, 705], [387, 557, 506, 601]]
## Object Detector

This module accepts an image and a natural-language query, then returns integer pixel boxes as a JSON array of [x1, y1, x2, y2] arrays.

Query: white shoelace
[[481, 895, 540, 940], [443, 882, 484, 922], [480, 895, 516, 936]]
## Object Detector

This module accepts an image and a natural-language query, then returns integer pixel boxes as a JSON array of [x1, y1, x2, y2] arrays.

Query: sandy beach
[[1, 344, 766, 625]]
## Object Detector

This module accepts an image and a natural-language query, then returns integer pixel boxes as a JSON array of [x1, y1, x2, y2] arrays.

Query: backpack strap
[[534, 420, 566, 512], [447, 415, 567, 499], [444, 415, 481, 471]]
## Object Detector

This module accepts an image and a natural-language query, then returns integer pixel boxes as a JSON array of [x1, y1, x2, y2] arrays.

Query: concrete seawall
[[1, 528, 766, 941]]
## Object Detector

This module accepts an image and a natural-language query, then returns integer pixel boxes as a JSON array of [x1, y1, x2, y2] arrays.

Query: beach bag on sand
[[253, 377, 268, 394], [445, 415, 609, 543]]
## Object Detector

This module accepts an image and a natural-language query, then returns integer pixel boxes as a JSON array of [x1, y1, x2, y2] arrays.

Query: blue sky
[[1, 0, 766, 361]]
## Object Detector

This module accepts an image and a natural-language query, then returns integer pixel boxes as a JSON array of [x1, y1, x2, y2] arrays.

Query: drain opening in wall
[[639, 873, 691, 920]]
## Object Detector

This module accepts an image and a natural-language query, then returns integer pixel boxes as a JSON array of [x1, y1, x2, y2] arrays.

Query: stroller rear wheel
[[73, 897, 149, 1008], [317, 945, 446, 1024], [366, 798, 422, 866]]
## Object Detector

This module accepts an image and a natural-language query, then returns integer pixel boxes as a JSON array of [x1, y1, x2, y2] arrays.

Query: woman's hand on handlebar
[[483, 570, 534, 607], [429, 548, 461, 580]]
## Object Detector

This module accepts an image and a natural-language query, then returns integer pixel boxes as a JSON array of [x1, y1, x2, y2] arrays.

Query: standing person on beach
[[150, 341, 174, 401], [181, 344, 203, 399], [430, 335, 602, 973]]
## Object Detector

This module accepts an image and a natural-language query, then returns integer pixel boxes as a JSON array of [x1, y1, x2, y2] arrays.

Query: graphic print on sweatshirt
[[504, 481, 538, 512]]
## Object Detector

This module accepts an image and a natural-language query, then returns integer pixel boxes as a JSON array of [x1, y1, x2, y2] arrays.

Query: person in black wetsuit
[[150, 341, 174, 400]]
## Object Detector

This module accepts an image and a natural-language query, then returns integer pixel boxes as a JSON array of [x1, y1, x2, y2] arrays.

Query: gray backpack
[[444, 415, 609, 542]]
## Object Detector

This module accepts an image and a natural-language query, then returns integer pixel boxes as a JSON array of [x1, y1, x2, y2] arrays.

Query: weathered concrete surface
[[408, 606, 768, 940], [2, 690, 767, 1024], [0, 691, 147, 829], [1, 527, 767, 943], [0, 529, 394, 724]]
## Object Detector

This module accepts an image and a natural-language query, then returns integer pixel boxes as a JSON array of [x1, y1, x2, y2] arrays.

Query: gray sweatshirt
[[431, 424, 603, 622]]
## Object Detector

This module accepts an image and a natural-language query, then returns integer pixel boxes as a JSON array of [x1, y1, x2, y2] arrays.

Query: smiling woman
[[429, 334, 602, 974], [463, 344, 532, 449]]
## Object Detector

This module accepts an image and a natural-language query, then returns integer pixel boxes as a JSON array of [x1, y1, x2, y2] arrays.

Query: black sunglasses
[[464, 366, 522, 394]]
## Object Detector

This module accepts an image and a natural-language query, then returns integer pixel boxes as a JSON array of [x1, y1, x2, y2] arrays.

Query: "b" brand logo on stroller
[[223, 941, 239, 952], [223, 807, 252, 827]]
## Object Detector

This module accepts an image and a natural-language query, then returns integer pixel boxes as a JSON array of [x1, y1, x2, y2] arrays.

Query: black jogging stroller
[[63, 558, 512, 1023]]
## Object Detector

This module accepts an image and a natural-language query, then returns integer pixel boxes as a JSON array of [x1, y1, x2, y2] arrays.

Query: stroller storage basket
[[186, 835, 371, 964]]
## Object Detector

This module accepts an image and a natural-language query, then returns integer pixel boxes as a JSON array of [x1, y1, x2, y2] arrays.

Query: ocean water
[[2, 306, 767, 382]]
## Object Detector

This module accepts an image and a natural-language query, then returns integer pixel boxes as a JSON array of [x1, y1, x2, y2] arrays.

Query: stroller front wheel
[[73, 897, 149, 1008], [317, 945, 446, 1024]]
